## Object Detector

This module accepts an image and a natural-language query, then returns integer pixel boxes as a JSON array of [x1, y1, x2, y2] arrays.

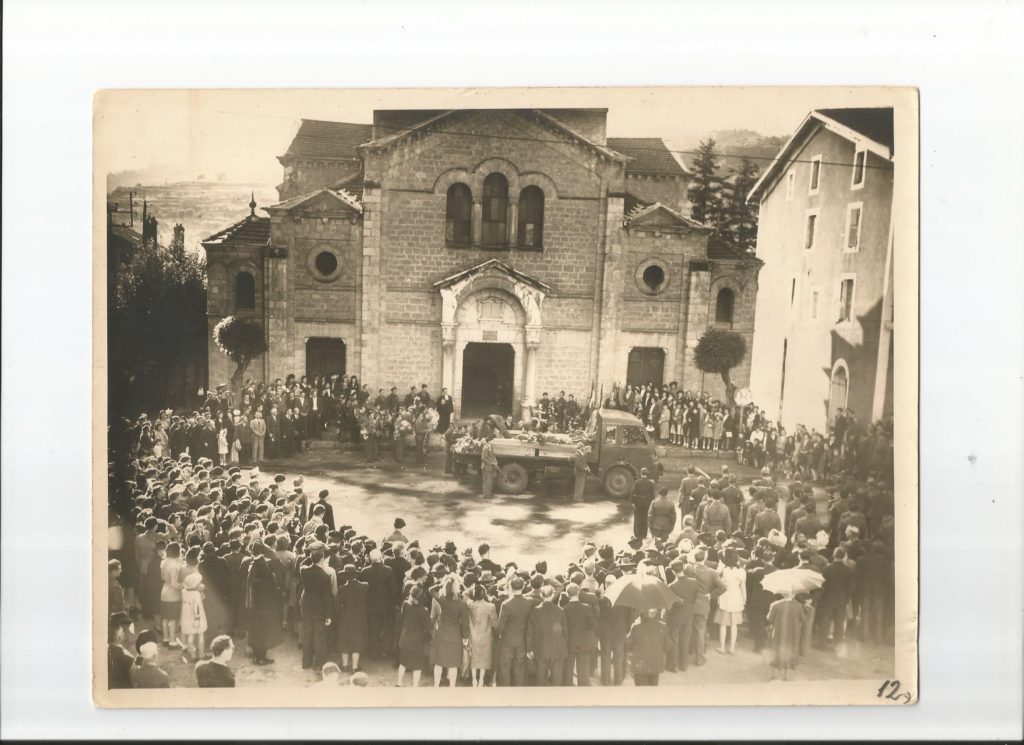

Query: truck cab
[[585, 408, 663, 498]]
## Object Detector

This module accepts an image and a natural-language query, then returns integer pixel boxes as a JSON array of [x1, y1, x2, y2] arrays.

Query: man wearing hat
[[630, 469, 656, 540], [107, 611, 135, 689], [597, 575, 632, 686], [299, 542, 335, 671], [666, 559, 699, 672], [648, 488, 677, 541]]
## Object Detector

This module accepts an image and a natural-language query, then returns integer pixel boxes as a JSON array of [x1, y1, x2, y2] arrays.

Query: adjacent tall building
[[203, 108, 761, 420], [747, 108, 895, 433]]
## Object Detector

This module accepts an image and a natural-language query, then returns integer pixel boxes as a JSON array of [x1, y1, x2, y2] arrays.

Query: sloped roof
[[360, 109, 625, 164], [607, 137, 689, 176], [201, 214, 271, 248], [330, 171, 364, 201], [280, 119, 374, 161], [816, 108, 894, 152], [707, 234, 759, 261], [621, 193, 710, 231], [109, 223, 143, 249], [267, 187, 363, 214], [748, 107, 894, 203]]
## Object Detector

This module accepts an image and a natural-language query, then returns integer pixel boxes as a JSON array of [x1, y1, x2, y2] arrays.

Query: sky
[[95, 87, 900, 185]]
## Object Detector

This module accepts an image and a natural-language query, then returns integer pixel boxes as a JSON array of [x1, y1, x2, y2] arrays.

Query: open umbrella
[[603, 572, 679, 611], [760, 568, 824, 598]]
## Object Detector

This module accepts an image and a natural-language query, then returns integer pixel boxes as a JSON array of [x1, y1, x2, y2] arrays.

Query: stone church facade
[[203, 108, 761, 420]]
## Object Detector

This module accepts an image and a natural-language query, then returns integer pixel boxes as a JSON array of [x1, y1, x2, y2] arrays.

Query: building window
[[838, 276, 856, 323], [481, 173, 509, 247], [314, 251, 338, 276], [805, 211, 818, 250], [715, 287, 735, 325], [851, 148, 866, 189], [828, 361, 849, 424], [517, 186, 544, 249], [786, 170, 795, 201], [235, 271, 255, 309], [845, 203, 863, 252], [809, 155, 822, 194], [445, 183, 472, 246]]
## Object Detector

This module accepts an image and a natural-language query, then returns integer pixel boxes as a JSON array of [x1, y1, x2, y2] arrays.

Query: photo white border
[[3, 0, 1022, 740]]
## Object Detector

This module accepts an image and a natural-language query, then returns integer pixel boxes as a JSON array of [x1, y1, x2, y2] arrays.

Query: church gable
[[623, 200, 710, 234], [265, 188, 362, 217]]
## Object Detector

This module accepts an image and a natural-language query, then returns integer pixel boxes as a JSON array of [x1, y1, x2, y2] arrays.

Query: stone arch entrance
[[434, 259, 549, 421]]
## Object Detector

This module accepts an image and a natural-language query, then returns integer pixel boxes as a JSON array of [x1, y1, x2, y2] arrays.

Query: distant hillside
[[107, 181, 279, 254], [673, 129, 787, 176]]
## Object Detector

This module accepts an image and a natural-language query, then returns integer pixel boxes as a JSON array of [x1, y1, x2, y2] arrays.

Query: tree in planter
[[213, 316, 268, 391], [694, 328, 747, 408]]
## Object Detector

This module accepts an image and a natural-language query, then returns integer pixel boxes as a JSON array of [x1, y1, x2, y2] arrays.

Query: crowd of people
[[108, 372, 896, 689], [599, 382, 894, 484]]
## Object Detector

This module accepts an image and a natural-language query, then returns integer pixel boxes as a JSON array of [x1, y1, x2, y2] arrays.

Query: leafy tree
[[694, 328, 747, 408], [688, 138, 724, 227], [722, 157, 761, 253], [109, 236, 207, 418], [213, 315, 268, 390]]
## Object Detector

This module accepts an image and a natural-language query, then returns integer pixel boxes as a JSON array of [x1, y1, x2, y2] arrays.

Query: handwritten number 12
[[877, 679, 913, 704]]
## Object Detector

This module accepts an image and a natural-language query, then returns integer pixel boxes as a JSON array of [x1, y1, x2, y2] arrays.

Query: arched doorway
[[452, 289, 526, 420], [828, 360, 849, 424], [306, 338, 346, 380]]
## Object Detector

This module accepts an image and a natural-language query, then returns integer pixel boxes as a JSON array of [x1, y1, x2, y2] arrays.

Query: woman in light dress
[[657, 401, 672, 443], [711, 411, 725, 452], [715, 547, 747, 655], [466, 584, 497, 687], [179, 546, 208, 662], [159, 542, 184, 648], [152, 421, 168, 459], [702, 407, 716, 451]]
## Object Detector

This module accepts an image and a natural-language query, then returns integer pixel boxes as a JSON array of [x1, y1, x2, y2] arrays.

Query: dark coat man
[[817, 551, 856, 644], [195, 659, 236, 687], [666, 569, 700, 671], [298, 556, 335, 669], [361, 558, 397, 659], [436, 392, 454, 433], [701, 495, 732, 535], [527, 590, 568, 685], [630, 473, 657, 540], [563, 591, 598, 686], [495, 584, 533, 686], [597, 592, 633, 686], [627, 613, 669, 685], [108, 643, 135, 689]]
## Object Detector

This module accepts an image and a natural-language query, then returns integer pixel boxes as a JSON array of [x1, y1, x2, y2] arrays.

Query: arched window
[[517, 186, 544, 249], [235, 271, 255, 310], [828, 362, 849, 424], [715, 288, 735, 325], [445, 183, 472, 246], [481, 173, 509, 247]]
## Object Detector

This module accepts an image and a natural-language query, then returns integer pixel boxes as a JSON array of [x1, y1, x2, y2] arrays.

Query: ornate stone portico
[[433, 260, 549, 420]]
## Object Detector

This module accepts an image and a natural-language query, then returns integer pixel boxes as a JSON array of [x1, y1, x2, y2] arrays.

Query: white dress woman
[[715, 549, 747, 654]]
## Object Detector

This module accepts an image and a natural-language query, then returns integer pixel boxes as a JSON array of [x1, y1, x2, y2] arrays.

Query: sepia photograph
[[92, 86, 918, 707]]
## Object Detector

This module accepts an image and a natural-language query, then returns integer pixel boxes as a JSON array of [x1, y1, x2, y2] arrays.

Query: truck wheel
[[603, 465, 635, 499], [499, 462, 530, 494]]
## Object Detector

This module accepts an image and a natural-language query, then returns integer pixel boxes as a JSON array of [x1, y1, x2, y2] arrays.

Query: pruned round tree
[[212, 315, 268, 390], [694, 328, 747, 408]]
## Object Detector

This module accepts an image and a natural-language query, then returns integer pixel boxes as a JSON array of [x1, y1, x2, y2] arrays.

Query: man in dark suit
[[265, 405, 281, 460], [562, 583, 598, 685], [495, 577, 532, 686], [386, 387, 399, 412], [195, 635, 236, 687], [436, 388, 454, 433], [816, 547, 856, 647], [666, 560, 699, 671], [223, 539, 246, 633], [527, 585, 568, 685], [597, 575, 633, 686], [685, 551, 726, 666], [107, 612, 135, 689], [361, 549, 397, 660], [312, 490, 335, 532], [630, 469, 656, 539], [403, 386, 417, 408], [298, 544, 335, 670]]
